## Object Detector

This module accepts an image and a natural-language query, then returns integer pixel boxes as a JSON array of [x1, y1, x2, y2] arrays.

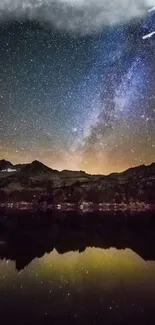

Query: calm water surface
[[0, 211, 155, 324]]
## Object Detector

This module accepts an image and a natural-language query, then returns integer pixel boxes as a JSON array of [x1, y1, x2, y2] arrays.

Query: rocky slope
[[0, 160, 155, 205]]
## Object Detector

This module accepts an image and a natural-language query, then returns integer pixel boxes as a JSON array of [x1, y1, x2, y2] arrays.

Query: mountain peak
[[0, 159, 13, 171], [31, 160, 45, 167], [20, 160, 53, 174]]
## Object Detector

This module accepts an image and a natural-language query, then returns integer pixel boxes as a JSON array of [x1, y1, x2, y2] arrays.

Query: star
[[0, 4, 154, 175]]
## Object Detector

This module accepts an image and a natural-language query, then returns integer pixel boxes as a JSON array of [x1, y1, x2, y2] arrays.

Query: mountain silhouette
[[0, 159, 155, 205], [0, 212, 155, 271], [0, 159, 14, 171]]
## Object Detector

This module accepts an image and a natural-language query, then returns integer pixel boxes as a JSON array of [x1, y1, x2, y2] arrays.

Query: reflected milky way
[[0, 231, 155, 324], [0, 211, 155, 324]]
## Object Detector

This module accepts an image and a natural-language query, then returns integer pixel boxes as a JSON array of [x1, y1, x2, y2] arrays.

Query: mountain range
[[0, 159, 155, 206]]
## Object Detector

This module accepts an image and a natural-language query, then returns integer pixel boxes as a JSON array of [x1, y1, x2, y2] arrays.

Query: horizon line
[[1, 158, 155, 177]]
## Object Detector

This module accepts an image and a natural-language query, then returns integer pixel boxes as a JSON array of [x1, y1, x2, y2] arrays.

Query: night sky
[[1, 1, 155, 174]]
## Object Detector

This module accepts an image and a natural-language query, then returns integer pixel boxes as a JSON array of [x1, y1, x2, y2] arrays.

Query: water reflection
[[0, 212, 155, 324], [0, 219, 155, 270]]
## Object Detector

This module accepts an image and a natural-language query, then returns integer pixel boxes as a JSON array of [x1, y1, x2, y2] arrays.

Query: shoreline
[[0, 201, 155, 212]]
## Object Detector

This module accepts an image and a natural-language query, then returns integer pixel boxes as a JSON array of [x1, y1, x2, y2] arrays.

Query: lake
[[0, 210, 155, 324]]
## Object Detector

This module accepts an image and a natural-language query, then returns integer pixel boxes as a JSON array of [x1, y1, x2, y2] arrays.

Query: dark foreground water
[[0, 210, 155, 324]]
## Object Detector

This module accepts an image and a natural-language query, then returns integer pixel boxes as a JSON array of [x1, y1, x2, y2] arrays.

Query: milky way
[[0, 5, 155, 174]]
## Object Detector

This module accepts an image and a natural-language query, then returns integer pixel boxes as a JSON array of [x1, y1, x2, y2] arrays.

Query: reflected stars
[[0, 246, 155, 323]]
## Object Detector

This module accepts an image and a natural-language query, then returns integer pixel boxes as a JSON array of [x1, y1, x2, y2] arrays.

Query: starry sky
[[0, 3, 155, 174]]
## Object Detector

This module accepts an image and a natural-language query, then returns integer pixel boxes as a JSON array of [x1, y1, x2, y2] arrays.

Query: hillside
[[0, 160, 155, 206]]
